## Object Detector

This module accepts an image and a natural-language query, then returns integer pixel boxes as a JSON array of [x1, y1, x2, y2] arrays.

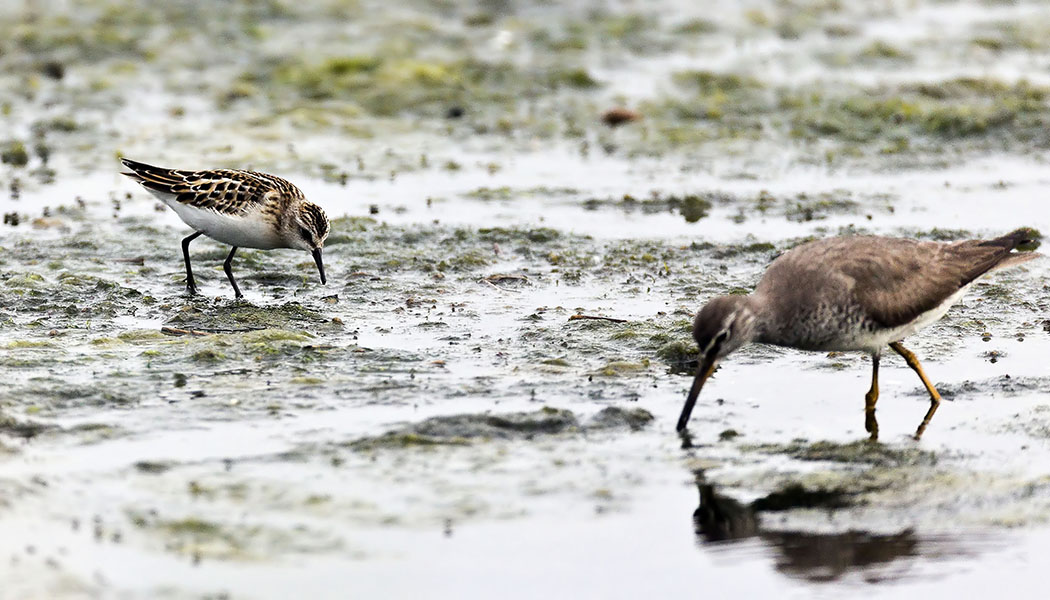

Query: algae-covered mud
[[2, 0, 1050, 598]]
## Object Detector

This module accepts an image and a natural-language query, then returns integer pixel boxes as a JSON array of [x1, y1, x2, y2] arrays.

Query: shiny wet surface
[[2, 0, 1050, 598]]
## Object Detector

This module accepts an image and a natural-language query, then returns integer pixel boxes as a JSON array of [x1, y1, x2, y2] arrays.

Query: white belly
[[842, 285, 971, 353], [150, 189, 284, 249]]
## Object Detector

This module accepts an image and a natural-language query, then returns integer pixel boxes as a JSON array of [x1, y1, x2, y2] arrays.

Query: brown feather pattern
[[120, 158, 305, 216]]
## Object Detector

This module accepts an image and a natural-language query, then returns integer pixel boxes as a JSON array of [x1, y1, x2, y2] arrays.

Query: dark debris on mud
[[349, 406, 654, 450], [165, 302, 339, 333], [912, 375, 1050, 400], [742, 440, 939, 468], [3, 2, 1050, 591]]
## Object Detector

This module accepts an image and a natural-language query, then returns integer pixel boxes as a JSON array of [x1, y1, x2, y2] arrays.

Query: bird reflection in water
[[692, 476, 923, 583]]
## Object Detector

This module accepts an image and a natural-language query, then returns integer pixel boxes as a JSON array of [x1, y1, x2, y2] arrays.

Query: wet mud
[[2, 0, 1050, 598]]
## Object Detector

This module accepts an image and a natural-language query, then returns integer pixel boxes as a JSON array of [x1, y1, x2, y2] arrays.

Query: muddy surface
[[2, 0, 1050, 598]]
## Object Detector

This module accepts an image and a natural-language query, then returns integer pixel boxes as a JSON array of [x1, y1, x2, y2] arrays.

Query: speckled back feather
[[120, 158, 304, 216]]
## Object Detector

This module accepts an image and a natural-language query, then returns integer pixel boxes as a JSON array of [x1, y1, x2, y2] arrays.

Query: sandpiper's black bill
[[312, 248, 326, 284], [676, 355, 718, 431]]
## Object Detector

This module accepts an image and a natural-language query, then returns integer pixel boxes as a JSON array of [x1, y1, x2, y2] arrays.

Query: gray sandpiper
[[677, 229, 1040, 440]]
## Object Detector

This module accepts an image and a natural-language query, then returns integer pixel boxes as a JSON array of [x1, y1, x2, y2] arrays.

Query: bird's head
[[677, 295, 760, 432], [692, 295, 759, 362], [287, 201, 330, 284]]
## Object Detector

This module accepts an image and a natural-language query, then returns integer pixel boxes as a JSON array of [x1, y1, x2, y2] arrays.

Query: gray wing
[[813, 231, 1037, 329]]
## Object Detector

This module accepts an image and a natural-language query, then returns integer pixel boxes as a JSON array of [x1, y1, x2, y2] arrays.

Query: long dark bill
[[312, 248, 326, 284], [676, 355, 718, 432]]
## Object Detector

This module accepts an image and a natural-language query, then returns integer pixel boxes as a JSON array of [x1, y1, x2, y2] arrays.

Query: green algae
[[593, 360, 650, 377], [190, 347, 228, 363], [783, 194, 859, 222], [793, 79, 1050, 142], [240, 329, 313, 344], [857, 40, 913, 62], [148, 328, 323, 366], [673, 19, 718, 35], [12, 13, 148, 62], [1, 140, 29, 167], [971, 20, 1050, 52], [662, 70, 769, 122], [656, 340, 698, 370], [4, 273, 45, 289], [151, 517, 247, 558], [167, 303, 334, 332], [1, 2, 1050, 590], [1, 0, 1049, 183], [350, 432, 474, 450], [117, 329, 167, 343], [0, 413, 56, 439], [436, 249, 490, 271], [680, 195, 713, 223], [672, 71, 764, 94], [241, 54, 601, 117], [477, 227, 561, 244], [4, 339, 54, 349], [719, 429, 741, 441], [464, 187, 514, 201], [1014, 227, 1043, 251], [640, 70, 1050, 158]]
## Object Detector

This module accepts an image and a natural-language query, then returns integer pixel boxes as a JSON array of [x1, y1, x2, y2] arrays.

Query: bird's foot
[[864, 410, 879, 440], [912, 398, 939, 441]]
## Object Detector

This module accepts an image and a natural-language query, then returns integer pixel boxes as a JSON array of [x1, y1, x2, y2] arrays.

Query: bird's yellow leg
[[889, 341, 942, 440], [864, 353, 879, 441]]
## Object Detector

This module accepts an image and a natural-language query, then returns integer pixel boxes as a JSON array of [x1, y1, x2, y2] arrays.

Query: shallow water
[[2, 0, 1050, 598]]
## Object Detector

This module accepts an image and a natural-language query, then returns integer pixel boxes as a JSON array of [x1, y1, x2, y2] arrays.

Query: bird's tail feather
[[978, 228, 1042, 272], [120, 158, 186, 192]]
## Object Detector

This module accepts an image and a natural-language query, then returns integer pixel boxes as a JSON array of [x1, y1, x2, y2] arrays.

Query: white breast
[[148, 189, 285, 250]]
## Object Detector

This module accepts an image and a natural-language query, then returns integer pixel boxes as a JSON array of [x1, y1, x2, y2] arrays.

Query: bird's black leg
[[864, 353, 880, 441], [223, 247, 243, 299], [181, 231, 204, 295], [890, 341, 942, 440]]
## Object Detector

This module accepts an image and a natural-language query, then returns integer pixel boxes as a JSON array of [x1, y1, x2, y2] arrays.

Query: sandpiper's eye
[[299, 227, 312, 242], [705, 330, 730, 355]]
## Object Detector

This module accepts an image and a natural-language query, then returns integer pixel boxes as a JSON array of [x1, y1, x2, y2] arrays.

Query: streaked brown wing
[[120, 159, 303, 215]]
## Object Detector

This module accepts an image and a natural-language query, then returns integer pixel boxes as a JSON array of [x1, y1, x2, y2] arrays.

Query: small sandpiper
[[677, 229, 1039, 440], [121, 158, 330, 298]]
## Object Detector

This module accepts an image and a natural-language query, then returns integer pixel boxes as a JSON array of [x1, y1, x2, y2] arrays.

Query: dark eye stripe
[[705, 331, 729, 355]]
